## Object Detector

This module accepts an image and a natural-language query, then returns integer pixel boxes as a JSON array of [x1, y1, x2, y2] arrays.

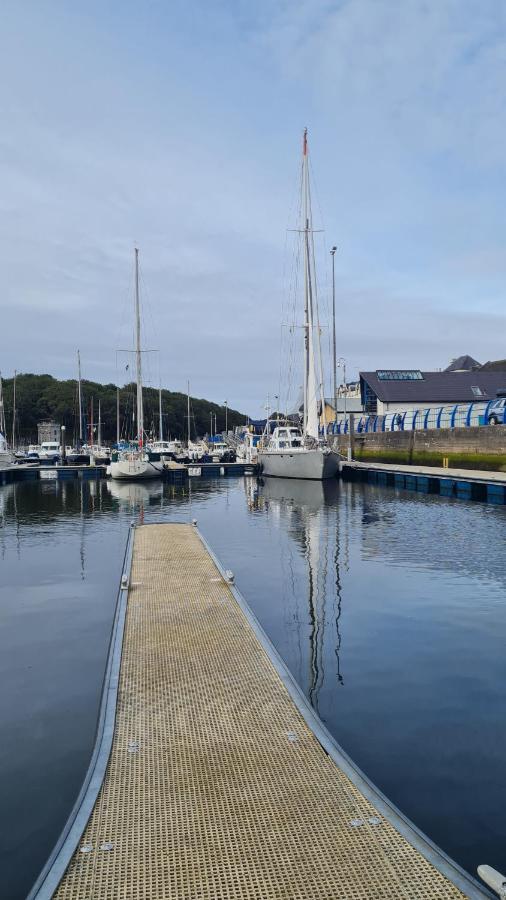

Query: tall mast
[[116, 387, 120, 444], [330, 248, 337, 426], [0, 374, 5, 437], [90, 396, 94, 445], [187, 380, 191, 445], [134, 247, 143, 446], [12, 370, 16, 450], [303, 129, 309, 435], [98, 399, 102, 447], [301, 129, 326, 439], [77, 349, 83, 443], [159, 384, 163, 442]]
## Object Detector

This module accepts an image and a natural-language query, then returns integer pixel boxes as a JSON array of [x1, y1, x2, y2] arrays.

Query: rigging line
[[306, 167, 327, 430], [308, 153, 334, 400]]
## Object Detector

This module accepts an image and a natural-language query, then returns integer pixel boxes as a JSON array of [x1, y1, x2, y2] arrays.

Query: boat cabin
[[268, 426, 303, 450]]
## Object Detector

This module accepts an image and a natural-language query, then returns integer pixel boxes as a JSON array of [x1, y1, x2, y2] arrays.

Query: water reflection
[[256, 478, 345, 711]]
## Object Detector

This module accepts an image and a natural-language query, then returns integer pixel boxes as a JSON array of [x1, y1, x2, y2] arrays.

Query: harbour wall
[[333, 423, 506, 471]]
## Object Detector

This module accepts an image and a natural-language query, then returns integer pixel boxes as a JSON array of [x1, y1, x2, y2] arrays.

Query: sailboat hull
[[0, 450, 15, 469], [109, 458, 164, 480], [258, 448, 339, 480]]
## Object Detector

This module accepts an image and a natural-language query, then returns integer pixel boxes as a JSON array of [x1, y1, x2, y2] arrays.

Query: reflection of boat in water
[[257, 476, 338, 510], [107, 479, 163, 505], [255, 475, 344, 706]]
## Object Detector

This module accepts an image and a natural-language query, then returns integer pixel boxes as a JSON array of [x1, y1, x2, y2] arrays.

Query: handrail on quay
[[327, 398, 506, 435]]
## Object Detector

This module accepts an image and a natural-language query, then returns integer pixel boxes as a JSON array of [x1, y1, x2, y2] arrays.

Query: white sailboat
[[258, 130, 339, 481], [109, 248, 164, 481]]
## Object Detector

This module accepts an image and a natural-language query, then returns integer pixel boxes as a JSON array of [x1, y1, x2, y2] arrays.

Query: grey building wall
[[37, 421, 60, 443]]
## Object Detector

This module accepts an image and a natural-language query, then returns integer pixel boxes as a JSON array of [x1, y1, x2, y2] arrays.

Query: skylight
[[376, 370, 424, 381]]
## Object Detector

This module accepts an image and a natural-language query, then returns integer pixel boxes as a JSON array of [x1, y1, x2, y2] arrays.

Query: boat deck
[[44, 523, 482, 899]]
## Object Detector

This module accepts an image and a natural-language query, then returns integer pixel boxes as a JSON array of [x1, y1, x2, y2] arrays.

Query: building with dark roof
[[444, 355, 481, 372], [360, 368, 506, 414]]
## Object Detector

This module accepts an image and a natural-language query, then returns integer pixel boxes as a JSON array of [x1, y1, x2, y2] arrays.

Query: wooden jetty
[[29, 523, 487, 899]]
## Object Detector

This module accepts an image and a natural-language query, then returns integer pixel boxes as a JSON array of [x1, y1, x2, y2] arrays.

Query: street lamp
[[330, 247, 338, 428]]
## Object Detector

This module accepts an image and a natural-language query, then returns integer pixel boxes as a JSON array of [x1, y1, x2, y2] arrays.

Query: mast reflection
[[253, 477, 345, 711]]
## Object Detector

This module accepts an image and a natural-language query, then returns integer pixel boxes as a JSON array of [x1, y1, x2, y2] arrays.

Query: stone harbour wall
[[332, 423, 506, 471]]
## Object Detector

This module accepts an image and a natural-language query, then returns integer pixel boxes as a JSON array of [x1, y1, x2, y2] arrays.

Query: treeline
[[0, 373, 247, 445]]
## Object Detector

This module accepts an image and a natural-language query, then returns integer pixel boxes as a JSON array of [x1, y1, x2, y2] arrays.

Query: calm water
[[1, 475, 505, 898]]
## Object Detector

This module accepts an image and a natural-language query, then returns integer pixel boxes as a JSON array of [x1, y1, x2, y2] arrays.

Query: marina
[[3, 6, 506, 897], [2, 476, 506, 898]]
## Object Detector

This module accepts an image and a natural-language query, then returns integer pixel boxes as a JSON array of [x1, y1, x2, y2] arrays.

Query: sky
[[1, 0, 506, 417]]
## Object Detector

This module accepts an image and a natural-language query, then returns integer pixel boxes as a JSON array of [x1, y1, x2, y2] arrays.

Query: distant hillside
[[0, 373, 248, 444]]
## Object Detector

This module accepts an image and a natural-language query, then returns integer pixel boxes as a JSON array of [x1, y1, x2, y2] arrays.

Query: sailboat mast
[[159, 384, 163, 442], [134, 248, 143, 446], [301, 129, 326, 440], [77, 349, 83, 443], [302, 129, 309, 435], [116, 387, 120, 444], [98, 399, 102, 447], [187, 380, 191, 445], [0, 374, 5, 437], [12, 370, 16, 450]]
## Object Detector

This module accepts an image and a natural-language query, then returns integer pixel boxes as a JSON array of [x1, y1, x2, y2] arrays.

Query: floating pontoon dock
[[342, 460, 506, 504], [29, 523, 489, 899]]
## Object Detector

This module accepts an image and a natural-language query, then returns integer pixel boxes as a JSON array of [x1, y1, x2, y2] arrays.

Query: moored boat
[[258, 130, 339, 481], [109, 248, 163, 481]]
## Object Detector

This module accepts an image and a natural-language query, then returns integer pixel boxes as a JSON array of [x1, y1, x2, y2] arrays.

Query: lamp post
[[61, 425, 66, 465], [330, 247, 338, 428]]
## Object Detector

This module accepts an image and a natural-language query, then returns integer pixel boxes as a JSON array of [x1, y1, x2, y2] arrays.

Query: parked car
[[487, 398, 506, 424]]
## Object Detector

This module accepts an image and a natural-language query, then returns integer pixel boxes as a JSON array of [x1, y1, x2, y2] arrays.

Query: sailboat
[[109, 249, 164, 481], [258, 130, 339, 480]]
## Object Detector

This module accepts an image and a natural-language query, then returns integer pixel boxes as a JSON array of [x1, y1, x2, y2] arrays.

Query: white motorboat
[[258, 130, 339, 481], [110, 248, 163, 481], [207, 440, 229, 462], [38, 441, 61, 461]]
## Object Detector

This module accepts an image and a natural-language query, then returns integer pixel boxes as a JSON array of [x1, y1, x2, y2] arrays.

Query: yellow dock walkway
[[47, 523, 483, 899]]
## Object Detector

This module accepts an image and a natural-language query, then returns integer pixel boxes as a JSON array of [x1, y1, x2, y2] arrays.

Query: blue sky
[[1, 0, 506, 416]]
